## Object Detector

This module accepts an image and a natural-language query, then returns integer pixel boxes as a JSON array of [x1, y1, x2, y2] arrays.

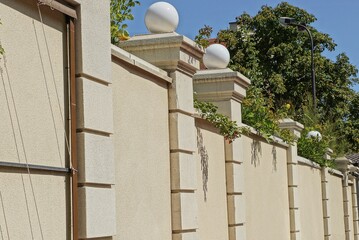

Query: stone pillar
[[119, 32, 203, 240], [75, 1, 116, 239], [337, 157, 356, 240], [349, 174, 359, 240], [279, 119, 304, 240], [322, 149, 333, 240], [193, 68, 250, 240]]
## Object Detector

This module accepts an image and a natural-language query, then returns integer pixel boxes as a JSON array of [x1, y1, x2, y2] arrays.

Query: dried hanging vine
[[0, 19, 4, 58]]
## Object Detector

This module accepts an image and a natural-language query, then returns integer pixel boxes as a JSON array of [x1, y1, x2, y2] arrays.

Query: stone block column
[[322, 149, 333, 240], [321, 169, 332, 240], [337, 157, 357, 240], [75, 1, 116, 239], [349, 174, 359, 240], [193, 68, 250, 240], [279, 119, 304, 240], [119, 32, 204, 240], [344, 173, 353, 240]]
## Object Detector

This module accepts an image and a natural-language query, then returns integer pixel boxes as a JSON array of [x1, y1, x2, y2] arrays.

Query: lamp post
[[279, 17, 316, 111]]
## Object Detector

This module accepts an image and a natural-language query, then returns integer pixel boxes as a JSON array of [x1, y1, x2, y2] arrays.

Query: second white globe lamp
[[306, 130, 322, 141], [145, 2, 179, 34], [203, 44, 230, 69]]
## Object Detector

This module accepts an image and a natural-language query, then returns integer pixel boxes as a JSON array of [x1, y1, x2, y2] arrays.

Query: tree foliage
[[216, 2, 359, 155], [110, 0, 140, 44]]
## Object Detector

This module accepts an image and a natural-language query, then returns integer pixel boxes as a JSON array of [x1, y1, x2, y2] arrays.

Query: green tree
[[216, 2, 359, 155], [110, 0, 140, 44]]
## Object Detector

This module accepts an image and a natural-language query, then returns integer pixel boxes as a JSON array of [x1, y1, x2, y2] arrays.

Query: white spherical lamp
[[203, 44, 230, 69], [145, 2, 179, 34], [306, 130, 322, 141]]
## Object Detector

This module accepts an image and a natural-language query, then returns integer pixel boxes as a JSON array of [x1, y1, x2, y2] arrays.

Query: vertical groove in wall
[[69, 17, 79, 240], [343, 174, 351, 240], [321, 168, 331, 239]]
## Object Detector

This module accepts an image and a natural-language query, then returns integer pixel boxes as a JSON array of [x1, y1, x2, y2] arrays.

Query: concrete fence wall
[[113, 33, 359, 240], [2, 1, 359, 240]]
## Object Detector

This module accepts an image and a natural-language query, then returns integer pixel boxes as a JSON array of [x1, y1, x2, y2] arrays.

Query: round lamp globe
[[203, 44, 230, 69], [145, 2, 179, 34], [306, 130, 322, 141]]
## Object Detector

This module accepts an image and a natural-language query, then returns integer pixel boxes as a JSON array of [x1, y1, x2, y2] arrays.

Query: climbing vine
[[194, 99, 250, 143]]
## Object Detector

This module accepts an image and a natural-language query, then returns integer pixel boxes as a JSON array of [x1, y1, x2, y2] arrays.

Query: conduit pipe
[[68, 17, 78, 240]]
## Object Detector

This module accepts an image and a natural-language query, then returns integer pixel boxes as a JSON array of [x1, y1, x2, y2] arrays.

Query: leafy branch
[[194, 25, 213, 48], [242, 87, 295, 144], [194, 99, 249, 143], [110, 0, 140, 44]]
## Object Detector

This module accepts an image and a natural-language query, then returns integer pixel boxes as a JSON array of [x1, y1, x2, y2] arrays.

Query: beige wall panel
[[243, 135, 290, 240], [298, 163, 325, 240], [0, 172, 69, 240], [112, 61, 171, 240], [195, 121, 229, 240], [0, 0, 67, 168], [328, 174, 345, 240]]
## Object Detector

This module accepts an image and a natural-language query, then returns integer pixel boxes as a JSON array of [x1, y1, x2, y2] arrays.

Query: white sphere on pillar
[[306, 130, 322, 141], [203, 44, 230, 69], [145, 2, 179, 34]]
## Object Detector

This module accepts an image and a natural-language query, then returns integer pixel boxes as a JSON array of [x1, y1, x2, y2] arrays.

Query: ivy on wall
[[194, 99, 250, 143]]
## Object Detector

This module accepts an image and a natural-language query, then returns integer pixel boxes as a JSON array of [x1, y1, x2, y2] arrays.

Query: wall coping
[[242, 124, 289, 148], [193, 68, 251, 103], [118, 32, 204, 59], [117, 32, 204, 75], [111, 45, 172, 84], [278, 118, 304, 132], [192, 116, 289, 148], [297, 156, 321, 169], [328, 168, 344, 178], [193, 69, 251, 87]]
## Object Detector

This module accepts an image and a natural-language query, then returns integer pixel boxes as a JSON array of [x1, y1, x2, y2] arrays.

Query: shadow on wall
[[251, 139, 262, 167], [250, 139, 278, 171], [197, 128, 208, 201], [1, 59, 45, 240]]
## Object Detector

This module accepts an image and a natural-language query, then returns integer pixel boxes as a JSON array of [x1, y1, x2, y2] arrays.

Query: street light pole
[[279, 17, 316, 111]]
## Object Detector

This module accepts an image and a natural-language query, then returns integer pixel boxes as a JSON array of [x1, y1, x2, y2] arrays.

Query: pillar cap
[[118, 32, 204, 75], [278, 118, 304, 131], [193, 68, 250, 103]]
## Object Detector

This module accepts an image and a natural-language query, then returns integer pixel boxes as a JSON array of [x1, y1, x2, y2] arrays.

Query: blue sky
[[126, 0, 359, 91]]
